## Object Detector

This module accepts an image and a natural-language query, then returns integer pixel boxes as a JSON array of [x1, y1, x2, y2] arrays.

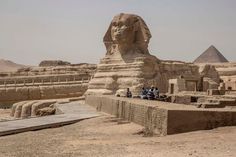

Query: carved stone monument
[[86, 13, 161, 96], [101, 13, 158, 63], [86, 13, 218, 96]]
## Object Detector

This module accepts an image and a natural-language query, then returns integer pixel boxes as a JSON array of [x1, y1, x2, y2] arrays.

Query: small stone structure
[[10, 100, 57, 118], [168, 77, 198, 94], [195, 63, 236, 91], [168, 64, 221, 94], [194, 49, 236, 91], [39, 60, 71, 67]]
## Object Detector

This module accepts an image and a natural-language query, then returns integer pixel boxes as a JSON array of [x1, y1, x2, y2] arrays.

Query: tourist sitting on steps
[[154, 87, 160, 99], [147, 87, 155, 100], [140, 87, 148, 99], [126, 88, 132, 98]]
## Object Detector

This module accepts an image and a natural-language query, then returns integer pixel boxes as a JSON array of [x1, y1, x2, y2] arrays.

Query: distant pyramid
[[194, 45, 228, 63], [0, 59, 27, 72]]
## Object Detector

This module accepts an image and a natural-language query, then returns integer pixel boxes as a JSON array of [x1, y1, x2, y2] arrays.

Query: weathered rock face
[[86, 13, 161, 96], [36, 105, 56, 117], [198, 64, 220, 83], [86, 13, 200, 96], [195, 62, 236, 90], [0, 64, 96, 106], [39, 60, 71, 67], [197, 64, 221, 91], [11, 100, 57, 118]]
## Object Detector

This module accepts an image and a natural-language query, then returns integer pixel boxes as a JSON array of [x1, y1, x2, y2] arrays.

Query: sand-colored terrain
[[0, 109, 11, 122], [0, 115, 235, 157], [0, 59, 26, 72]]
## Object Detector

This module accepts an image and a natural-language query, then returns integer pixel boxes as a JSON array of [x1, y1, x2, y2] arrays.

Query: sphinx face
[[110, 15, 135, 45]]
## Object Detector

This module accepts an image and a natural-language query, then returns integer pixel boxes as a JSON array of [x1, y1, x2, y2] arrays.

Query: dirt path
[[0, 115, 235, 157]]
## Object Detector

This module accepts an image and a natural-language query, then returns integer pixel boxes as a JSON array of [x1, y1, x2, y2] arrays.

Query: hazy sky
[[0, 0, 236, 65]]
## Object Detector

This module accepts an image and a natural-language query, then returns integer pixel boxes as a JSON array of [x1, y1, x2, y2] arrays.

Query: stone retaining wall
[[85, 95, 236, 135], [0, 83, 88, 108]]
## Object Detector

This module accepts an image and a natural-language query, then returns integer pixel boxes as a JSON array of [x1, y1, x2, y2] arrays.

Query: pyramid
[[194, 45, 228, 63], [0, 59, 27, 72]]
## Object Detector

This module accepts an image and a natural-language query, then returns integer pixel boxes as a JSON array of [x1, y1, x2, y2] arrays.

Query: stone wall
[[0, 63, 96, 78], [156, 61, 200, 93], [0, 83, 88, 107], [39, 60, 71, 67], [86, 95, 168, 135], [85, 95, 236, 135], [0, 64, 96, 107], [196, 62, 236, 90]]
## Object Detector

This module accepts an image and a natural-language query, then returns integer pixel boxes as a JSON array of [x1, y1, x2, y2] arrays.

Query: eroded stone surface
[[86, 13, 214, 96], [10, 100, 57, 118], [0, 64, 96, 105]]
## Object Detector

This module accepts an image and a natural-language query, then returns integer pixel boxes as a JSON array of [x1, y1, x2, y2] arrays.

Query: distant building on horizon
[[193, 45, 229, 63]]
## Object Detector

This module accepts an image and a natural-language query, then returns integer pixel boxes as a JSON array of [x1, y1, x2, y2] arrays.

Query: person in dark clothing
[[147, 87, 155, 100], [140, 87, 148, 99], [126, 88, 132, 98], [154, 87, 160, 99]]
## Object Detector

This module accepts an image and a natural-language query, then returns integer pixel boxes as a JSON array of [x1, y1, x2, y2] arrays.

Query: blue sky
[[0, 0, 236, 65]]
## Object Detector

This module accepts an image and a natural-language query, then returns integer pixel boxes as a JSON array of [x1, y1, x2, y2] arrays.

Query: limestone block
[[0, 87, 28, 102], [10, 101, 26, 117], [31, 100, 57, 117], [28, 87, 41, 100], [21, 101, 37, 118], [199, 64, 220, 83], [39, 60, 71, 67], [36, 106, 56, 116], [15, 87, 29, 100], [14, 102, 27, 118], [39, 86, 56, 99]]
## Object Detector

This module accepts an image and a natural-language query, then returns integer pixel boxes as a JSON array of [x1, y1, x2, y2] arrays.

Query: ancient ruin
[[0, 13, 235, 139], [193, 46, 236, 91], [84, 13, 236, 135], [86, 13, 220, 97], [0, 63, 96, 107]]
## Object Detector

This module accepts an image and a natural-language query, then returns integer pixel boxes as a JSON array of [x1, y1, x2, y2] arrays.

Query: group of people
[[140, 87, 159, 100], [126, 87, 160, 100]]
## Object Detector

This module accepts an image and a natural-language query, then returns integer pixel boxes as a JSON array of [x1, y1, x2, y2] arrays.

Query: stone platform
[[0, 101, 101, 136], [85, 95, 236, 135]]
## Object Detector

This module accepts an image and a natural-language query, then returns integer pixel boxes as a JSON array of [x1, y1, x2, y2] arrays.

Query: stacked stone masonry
[[85, 95, 236, 135], [0, 64, 96, 107]]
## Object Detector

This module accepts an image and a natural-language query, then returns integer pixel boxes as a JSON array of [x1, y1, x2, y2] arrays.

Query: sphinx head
[[104, 13, 152, 56]]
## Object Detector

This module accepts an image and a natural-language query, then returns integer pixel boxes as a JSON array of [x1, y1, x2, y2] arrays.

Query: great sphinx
[[102, 13, 154, 62], [86, 13, 218, 96], [86, 13, 161, 96]]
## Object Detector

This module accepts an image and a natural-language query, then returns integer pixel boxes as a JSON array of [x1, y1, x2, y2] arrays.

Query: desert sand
[[0, 115, 235, 157]]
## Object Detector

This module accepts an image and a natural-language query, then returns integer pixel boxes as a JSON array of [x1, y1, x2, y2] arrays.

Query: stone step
[[192, 102, 223, 108], [0, 102, 101, 136]]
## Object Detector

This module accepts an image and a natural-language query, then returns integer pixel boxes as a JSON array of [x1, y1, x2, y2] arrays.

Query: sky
[[0, 0, 236, 65]]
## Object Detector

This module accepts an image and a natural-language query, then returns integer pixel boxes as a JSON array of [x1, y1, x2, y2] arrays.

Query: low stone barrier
[[85, 95, 236, 135], [0, 83, 88, 108]]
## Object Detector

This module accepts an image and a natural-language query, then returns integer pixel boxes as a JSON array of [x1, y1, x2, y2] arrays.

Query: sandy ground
[[0, 115, 235, 157], [0, 109, 11, 121]]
